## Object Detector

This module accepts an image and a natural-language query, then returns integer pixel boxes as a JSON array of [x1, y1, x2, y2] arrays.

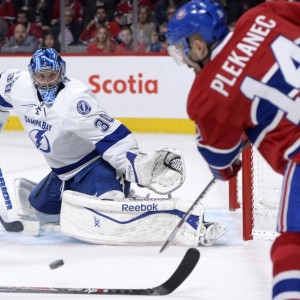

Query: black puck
[[49, 259, 64, 270]]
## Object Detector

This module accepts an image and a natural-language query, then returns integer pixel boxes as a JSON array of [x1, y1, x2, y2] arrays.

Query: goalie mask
[[28, 48, 66, 105], [166, 0, 228, 65]]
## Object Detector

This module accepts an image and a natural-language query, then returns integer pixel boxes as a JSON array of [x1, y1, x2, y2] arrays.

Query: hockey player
[[0, 48, 227, 247], [166, 0, 300, 299]]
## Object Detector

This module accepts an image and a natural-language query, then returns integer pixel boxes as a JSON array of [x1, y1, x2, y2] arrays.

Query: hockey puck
[[49, 259, 64, 270]]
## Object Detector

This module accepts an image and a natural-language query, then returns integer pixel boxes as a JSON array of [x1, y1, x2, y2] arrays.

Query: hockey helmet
[[28, 48, 66, 105], [166, 0, 228, 63]]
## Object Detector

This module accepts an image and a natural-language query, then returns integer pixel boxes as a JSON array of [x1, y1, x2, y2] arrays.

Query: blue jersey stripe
[[0, 94, 13, 108], [198, 140, 242, 168], [273, 278, 300, 298], [52, 149, 99, 175], [95, 124, 132, 155]]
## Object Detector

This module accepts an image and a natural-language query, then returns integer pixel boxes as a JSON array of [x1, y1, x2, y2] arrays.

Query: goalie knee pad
[[60, 190, 203, 246], [14, 178, 59, 225], [14, 178, 37, 218]]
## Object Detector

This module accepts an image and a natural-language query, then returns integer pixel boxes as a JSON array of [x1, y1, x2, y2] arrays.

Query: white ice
[[0, 131, 273, 300]]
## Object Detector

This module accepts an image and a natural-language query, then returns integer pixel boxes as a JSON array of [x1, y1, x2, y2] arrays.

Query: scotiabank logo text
[[89, 73, 158, 94]]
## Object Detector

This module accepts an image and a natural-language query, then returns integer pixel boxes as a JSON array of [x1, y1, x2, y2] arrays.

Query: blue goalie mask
[[166, 0, 229, 64], [28, 48, 66, 105]]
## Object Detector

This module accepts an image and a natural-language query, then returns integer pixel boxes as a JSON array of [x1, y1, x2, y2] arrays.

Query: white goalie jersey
[[0, 69, 138, 180]]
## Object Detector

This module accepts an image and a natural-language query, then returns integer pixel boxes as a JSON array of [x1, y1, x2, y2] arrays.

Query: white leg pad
[[60, 190, 204, 246]]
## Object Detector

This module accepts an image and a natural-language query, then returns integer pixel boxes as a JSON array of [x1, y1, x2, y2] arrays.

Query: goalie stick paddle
[[0, 248, 200, 295], [0, 167, 24, 232], [160, 140, 251, 253]]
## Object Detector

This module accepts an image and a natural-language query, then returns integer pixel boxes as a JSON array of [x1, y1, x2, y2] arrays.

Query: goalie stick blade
[[0, 216, 24, 232], [0, 248, 200, 296]]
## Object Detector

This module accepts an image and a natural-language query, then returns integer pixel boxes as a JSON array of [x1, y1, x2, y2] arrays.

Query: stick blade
[[0, 216, 24, 232], [153, 248, 200, 295]]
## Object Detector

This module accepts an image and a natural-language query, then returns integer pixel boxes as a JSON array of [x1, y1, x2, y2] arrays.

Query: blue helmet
[[28, 48, 66, 105], [166, 0, 229, 58]]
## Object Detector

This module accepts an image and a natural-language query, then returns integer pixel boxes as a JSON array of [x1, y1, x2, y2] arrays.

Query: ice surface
[[0, 131, 272, 299]]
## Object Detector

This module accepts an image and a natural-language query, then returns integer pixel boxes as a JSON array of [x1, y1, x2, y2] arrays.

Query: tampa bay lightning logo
[[29, 129, 51, 153], [77, 100, 91, 115]]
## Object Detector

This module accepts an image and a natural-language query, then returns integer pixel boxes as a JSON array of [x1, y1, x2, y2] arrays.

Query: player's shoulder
[[55, 77, 98, 116]]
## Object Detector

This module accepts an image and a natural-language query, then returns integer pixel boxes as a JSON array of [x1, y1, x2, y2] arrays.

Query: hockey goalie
[[0, 48, 227, 247]]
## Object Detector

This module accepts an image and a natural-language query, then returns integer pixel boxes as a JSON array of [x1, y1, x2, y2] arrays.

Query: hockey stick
[[160, 140, 251, 253], [0, 248, 200, 295], [0, 167, 24, 232], [0, 167, 39, 234]]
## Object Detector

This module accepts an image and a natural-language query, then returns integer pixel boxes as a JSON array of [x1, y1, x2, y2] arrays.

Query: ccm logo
[[89, 73, 158, 94]]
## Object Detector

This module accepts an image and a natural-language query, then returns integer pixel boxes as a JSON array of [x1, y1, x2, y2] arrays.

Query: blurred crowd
[[0, 0, 297, 54]]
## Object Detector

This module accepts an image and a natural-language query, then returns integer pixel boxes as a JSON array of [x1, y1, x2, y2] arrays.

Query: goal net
[[229, 144, 283, 240]]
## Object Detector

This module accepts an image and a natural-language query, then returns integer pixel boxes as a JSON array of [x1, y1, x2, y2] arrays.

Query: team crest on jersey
[[77, 100, 91, 115], [29, 129, 51, 153]]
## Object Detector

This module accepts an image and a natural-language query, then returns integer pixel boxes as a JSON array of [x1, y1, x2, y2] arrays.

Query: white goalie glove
[[125, 147, 185, 195]]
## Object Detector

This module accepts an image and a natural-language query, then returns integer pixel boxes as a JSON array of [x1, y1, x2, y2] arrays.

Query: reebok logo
[[122, 203, 158, 212]]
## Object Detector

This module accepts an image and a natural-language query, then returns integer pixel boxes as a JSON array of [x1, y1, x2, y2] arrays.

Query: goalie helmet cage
[[229, 143, 282, 240]]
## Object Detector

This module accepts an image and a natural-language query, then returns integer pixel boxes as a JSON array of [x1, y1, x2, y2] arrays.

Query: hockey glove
[[125, 147, 185, 195], [209, 159, 242, 181]]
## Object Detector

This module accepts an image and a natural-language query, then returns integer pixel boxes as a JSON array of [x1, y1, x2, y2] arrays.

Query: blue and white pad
[[60, 190, 203, 246]]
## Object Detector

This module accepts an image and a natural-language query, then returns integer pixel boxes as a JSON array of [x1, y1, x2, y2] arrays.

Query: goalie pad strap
[[60, 190, 203, 246]]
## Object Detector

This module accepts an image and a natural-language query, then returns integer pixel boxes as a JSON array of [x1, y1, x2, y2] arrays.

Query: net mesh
[[237, 147, 282, 239]]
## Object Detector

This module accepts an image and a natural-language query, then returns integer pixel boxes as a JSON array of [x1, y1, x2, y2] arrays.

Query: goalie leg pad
[[60, 190, 203, 246]]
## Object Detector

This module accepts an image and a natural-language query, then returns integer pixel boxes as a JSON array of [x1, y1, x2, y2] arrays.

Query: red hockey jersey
[[187, 2, 300, 174]]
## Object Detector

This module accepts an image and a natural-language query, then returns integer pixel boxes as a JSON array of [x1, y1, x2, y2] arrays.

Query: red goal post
[[229, 143, 282, 241]]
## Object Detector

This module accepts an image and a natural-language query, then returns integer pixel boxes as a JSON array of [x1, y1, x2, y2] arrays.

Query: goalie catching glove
[[125, 147, 185, 194]]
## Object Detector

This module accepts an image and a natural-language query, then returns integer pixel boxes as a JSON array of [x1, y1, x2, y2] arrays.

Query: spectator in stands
[[41, 30, 60, 51], [132, 6, 156, 45], [115, 26, 146, 53], [146, 30, 166, 53], [154, 0, 187, 26], [13, 0, 36, 22], [0, 0, 16, 25], [157, 21, 168, 52], [51, 0, 83, 25], [34, 0, 55, 32], [86, 24, 114, 54], [1, 23, 38, 53], [0, 18, 8, 49], [51, 7, 83, 47], [115, 0, 154, 27], [80, 6, 120, 44], [82, 0, 118, 27], [7, 9, 43, 43]]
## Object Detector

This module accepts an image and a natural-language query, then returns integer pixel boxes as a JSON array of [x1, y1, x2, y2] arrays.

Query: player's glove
[[209, 159, 242, 181]]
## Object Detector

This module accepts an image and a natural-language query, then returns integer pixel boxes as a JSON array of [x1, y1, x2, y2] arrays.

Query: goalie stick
[[0, 248, 200, 295], [0, 166, 24, 232], [160, 140, 251, 253]]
